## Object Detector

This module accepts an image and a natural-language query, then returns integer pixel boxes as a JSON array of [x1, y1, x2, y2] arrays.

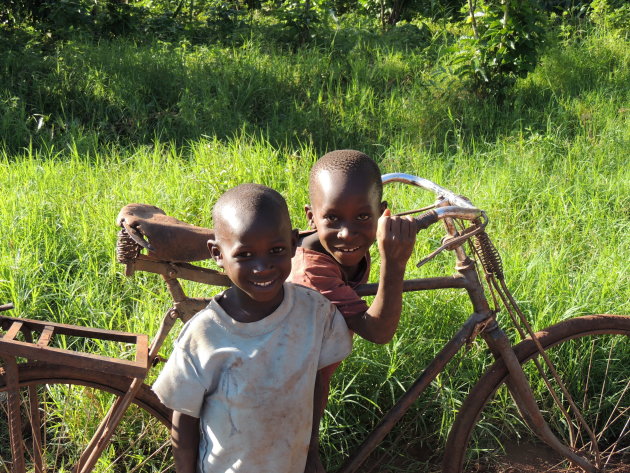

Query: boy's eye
[[357, 214, 371, 221], [324, 215, 338, 222], [236, 251, 253, 258], [270, 247, 285, 254]]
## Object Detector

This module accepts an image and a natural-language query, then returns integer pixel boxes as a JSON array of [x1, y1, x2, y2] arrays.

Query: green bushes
[[446, 0, 547, 98], [591, 0, 630, 32], [2, 13, 626, 156]]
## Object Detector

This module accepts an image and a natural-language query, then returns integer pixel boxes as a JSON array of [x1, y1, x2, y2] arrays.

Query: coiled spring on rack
[[116, 229, 141, 264], [473, 231, 504, 280]]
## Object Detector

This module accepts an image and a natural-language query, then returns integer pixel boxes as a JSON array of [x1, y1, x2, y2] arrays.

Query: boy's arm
[[304, 371, 326, 473], [171, 411, 200, 473], [346, 209, 416, 344]]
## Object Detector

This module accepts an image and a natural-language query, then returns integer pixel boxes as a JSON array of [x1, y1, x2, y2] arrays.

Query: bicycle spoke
[[2, 375, 171, 473], [593, 341, 617, 434], [445, 316, 630, 473]]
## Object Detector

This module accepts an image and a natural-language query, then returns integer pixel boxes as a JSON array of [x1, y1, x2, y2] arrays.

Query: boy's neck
[[217, 287, 284, 323]]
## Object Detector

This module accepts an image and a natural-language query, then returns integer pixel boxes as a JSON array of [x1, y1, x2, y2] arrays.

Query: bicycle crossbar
[[356, 275, 468, 297], [0, 315, 149, 378]]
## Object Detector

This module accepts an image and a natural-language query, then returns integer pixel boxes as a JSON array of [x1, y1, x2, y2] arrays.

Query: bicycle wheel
[[0, 362, 173, 473], [444, 314, 630, 473]]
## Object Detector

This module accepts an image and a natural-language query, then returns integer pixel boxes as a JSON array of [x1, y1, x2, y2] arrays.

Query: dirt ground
[[360, 440, 628, 473], [463, 441, 628, 473]]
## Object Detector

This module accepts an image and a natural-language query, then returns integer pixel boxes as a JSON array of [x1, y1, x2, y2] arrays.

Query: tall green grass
[[1, 20, 629, 471]]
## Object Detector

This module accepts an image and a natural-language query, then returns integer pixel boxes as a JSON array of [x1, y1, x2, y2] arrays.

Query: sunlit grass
[[1, 19, 628, 471]]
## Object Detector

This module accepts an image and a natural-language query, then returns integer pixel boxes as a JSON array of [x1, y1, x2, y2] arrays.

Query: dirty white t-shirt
[[153, 282, 352, 473]]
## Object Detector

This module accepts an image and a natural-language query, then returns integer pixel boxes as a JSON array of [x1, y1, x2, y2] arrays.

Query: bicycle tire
[[443, 314, 630, 473], [0, 362, 173, 473]]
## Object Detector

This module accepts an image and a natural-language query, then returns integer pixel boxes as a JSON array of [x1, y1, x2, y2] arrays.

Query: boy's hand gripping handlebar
[[382, 173, 487, 267], [412, 206, 484, 231]]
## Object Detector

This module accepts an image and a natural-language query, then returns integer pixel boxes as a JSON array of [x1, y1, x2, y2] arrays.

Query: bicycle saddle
[[117, 203, 213, 262]]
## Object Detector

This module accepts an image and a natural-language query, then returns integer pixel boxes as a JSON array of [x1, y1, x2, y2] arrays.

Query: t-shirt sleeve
[[292, 251, 369, 320], [152, 339, 208, 418], [318, 305, 353, 369]]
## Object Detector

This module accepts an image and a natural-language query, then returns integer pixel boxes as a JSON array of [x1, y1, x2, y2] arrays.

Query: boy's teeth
[[253, 280, 273, 287], [338, 247, 359, 252]]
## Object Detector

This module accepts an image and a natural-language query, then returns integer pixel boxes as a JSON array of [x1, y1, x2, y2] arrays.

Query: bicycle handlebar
[[382, 173, 483, 231], [413, 206, 484, 232], [382, 173, 478, 210]]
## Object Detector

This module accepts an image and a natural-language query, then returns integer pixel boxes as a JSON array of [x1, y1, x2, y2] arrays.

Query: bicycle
[[1, 173, 628, 473]]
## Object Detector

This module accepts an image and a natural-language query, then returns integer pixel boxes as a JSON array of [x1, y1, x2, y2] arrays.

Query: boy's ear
[[305, 204, 316, 229], [290, 228, 299, 257], [380, 201, 388, 215], [207, 239, 223, 268]]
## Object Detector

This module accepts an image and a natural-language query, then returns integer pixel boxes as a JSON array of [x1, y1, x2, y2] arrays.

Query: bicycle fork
[[481, 323, 598, 473], [459, 249, 600, 473]]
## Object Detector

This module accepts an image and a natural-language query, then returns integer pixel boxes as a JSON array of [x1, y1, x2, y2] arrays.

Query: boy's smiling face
[[306, 169, 386, 269], [210, 207, 297, 312]]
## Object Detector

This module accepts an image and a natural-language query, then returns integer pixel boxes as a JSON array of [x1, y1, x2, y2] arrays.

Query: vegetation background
[[1, 0, 629, 470]]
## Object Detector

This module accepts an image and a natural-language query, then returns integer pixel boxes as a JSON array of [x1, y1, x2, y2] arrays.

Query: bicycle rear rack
[[0, 315, 149, 377], [0, 310, 152, 473]]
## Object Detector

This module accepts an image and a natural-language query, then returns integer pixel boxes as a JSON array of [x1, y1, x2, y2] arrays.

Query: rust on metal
[[0, 314, 140, 343], [356, 275, 468, 297], [128, 256, 230, 287], [482, 324, 597, 473], [0, 314, 150, 378], [36, 325, 54, 347], [3, 321, 23, 340], [2, 355, 26, 473], [116, 228, 141, 264]]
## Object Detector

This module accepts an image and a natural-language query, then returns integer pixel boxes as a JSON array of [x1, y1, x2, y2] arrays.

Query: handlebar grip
[[414, 210, 439, 232]]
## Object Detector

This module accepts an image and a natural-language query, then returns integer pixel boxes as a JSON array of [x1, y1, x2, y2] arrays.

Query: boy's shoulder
[[287, 281, 338, 312], [292, 246, 347, 279], [174, 299, 221, 343]]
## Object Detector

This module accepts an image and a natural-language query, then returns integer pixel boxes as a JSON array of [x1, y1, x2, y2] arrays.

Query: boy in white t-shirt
[[152, 183, 352, 473]]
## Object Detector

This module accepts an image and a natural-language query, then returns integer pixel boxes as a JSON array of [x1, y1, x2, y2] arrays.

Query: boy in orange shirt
[[288, 149, 418, 470]]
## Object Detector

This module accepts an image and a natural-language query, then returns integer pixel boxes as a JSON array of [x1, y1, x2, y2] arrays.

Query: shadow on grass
[[1, 23, 625, 159], [2, 25, 392, 157]]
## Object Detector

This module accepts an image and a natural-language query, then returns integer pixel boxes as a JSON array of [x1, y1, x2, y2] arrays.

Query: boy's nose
[[337, 226, 354, 240], [252, 259, 273, 272]]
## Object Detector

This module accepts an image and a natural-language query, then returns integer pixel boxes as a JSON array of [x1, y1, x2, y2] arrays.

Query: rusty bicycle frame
[[0, 173, 605, 473]]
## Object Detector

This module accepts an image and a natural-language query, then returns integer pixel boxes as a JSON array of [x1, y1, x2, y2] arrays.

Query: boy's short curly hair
[[308, 150, 383, 200], [213, 183, 289, 229]]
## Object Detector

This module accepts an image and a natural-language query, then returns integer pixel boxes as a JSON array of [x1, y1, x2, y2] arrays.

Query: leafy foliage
[[448, 0, 547, 97], [590, 0, 630, 32], [2, 1, 622, 117]]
